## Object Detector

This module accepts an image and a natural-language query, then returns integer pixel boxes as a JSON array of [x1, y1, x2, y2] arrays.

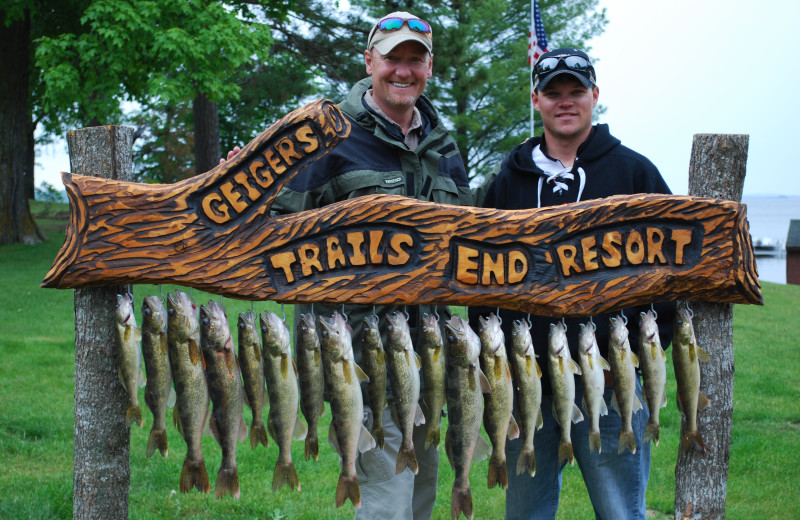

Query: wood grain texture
[[42, 103, 762, 317]]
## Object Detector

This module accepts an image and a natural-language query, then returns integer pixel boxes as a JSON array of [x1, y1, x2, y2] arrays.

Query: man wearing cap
[[249, 11, 472, 520], [469, 48, 675, 520]]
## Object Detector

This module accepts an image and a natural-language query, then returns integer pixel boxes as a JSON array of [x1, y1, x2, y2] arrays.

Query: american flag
[[528, 0, 549, 66]]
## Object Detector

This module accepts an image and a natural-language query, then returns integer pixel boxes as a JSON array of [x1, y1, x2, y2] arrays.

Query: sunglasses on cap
[[534, 55, 592, 76], [378, 17, 432, 35]]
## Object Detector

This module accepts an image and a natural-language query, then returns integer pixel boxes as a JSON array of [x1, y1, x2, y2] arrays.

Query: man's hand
[[219, 146, 242, 164]]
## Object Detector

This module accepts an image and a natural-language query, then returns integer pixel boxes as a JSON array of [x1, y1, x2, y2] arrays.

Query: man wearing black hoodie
[[470, 48, 674, 520]]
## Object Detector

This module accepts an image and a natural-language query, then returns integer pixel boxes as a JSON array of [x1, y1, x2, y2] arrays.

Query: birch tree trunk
[[674, 134, 750, 520], [70, 126, 135, 520]]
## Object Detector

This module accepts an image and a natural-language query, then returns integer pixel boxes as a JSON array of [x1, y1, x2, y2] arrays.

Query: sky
[[35, 0, 800, 197]]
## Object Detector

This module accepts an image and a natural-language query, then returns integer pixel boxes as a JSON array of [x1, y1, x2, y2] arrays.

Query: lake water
[[742, 196, 799, 284]]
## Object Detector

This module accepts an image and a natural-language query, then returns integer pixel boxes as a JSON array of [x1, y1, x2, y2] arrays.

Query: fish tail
[[250, 419, 269, 450], [215, 464, 240, 499], [146, 428, 168, 458], [396, 445, 419, 475], [272, 461, 300, 492], [179, 457, 210, 493], [515, 447, 536, 477], [644, 421, 660, 446], [126, 405, 143, 428], [589, 431, 602, 454], [371, 426, 385, 450], [425, 425, 440, 450], [335, 472, 361, 508], [618, 431, 637, 455], [558, 441, 574, 466], [487, 453, 508, 489], [451, 486, 474, 520], [680, 429, 706, 454], [304, 434, 319, 461]]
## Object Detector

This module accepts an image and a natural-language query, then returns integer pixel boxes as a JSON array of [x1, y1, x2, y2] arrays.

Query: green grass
[[1, 205, 799, 519]]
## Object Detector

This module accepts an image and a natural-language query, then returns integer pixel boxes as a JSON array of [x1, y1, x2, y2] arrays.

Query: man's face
[[533, 75, 598, 142], [365, 40, 433, 118]]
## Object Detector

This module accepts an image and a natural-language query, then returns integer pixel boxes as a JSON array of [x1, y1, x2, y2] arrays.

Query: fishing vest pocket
[[332, 169, 406, 201], [429, 175, 461, 205]]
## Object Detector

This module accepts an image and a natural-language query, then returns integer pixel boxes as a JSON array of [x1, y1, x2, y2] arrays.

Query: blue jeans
[[505, 378, 651, 520]]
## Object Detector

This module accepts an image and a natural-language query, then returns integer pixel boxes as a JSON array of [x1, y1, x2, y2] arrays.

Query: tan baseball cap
[[367, 11, 433, 55]]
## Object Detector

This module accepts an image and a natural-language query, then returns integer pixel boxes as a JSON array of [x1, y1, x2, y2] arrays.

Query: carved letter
[[457, 246, 480, 284], [581, 236, 599, 271], [557, 245, 581, 277], [299, 244, 324, 277], [626, 230, 645, 265], [647, 227, 667, 264], [508, 251, 527, 283], [601, 231, 623, 267], [270, 251, 298, 283], [388, 233, 413, 266], [202, 193, 230, 224], [482, 252, 505, 285], [327, 236, 347, 270], [346, 232, 367, 266], [671, 229, 693, 265]]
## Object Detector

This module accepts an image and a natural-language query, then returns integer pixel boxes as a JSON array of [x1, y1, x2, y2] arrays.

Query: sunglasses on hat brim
[[378, 17, 432, 35], [534, 55, 593, 77]]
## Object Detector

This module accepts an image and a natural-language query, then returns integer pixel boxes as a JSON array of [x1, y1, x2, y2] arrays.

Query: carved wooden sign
[[42, 99, 763, 317]]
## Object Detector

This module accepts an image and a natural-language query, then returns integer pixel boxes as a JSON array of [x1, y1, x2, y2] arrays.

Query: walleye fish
[[318, 311, 376, 508], [418, 312, 446, 450], [200, 300, 248, 499], [115, 292, 145, 429], [509, 318, 543, 476], [385, 310, 425, 475], [639, 310, 668, 446], [167, 290, 210, 493], [607, 315, 643, 455], [477, 312, 519, 490], [261, 310, 306, 491], [297, 312, 325, 461], [238, 310, 268, 450], [141, 295, 175, 457], [444, 315, 491, 520], [577, 320, 610, 454], [361, 313, 387, 449], [672, 304, 711, 454], [547, 320, 583, 466]]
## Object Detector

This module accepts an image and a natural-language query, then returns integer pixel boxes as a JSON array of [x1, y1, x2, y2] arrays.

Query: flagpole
[[529, 0, 549, 137]]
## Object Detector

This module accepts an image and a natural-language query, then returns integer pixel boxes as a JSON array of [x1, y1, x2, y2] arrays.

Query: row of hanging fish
[[114, 290, 711, 517]]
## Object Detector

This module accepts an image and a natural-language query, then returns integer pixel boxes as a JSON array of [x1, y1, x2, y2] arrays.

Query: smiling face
[[365, 40, 433, 125], [533, 74, 598, 144]]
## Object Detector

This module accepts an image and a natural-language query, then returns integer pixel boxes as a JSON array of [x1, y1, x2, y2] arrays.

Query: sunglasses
[[534, 55, 592, 76], [378, 17, 432, 35]]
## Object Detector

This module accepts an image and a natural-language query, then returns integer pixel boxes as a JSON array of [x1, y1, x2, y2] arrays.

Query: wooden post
[[69, 126, 135, 520], [674, 134, 749, 520]]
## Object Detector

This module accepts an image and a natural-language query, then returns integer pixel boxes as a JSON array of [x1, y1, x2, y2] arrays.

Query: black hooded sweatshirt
[[469, 124, 675, 395]]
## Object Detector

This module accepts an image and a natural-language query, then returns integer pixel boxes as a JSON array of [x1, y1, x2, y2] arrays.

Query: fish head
[[420, 312, 442, 349], [318, 312, 350, 361], [639, 310, 659, 342], [116, 292, 135, 326], [547, 321, 568, 356], [477, 313, 503, 353], [510, 319, 533, 356], [260, 311, 291, 356], [578, 321, 598, 354], [237, 310, 259, 344], [608, 315, 629, 349], [200, 300, 231, 352], [167, 290, 197, 332], [444, 315, 480, 367], [361, 314, 383, 351], [674, 306, 694, 343], [141, 295, 166, 332], [384, 311, 411, 351], [296, 312, 320, 350]]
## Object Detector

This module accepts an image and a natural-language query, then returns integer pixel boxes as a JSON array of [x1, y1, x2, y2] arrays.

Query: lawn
[[1, 204, 798, 519]]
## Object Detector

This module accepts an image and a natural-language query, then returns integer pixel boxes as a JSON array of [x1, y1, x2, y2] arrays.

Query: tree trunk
[[70, 125, 135, 520], [674, 134, 750, 520], [193, 92, 221, 174], [0, 9, 44, 244]]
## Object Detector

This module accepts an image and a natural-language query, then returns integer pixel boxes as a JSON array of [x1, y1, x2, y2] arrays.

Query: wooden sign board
[[42, 99, 763, 317]]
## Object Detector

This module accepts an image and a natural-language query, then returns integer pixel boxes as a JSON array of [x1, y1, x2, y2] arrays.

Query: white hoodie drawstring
[[533, 145, 586, 208]]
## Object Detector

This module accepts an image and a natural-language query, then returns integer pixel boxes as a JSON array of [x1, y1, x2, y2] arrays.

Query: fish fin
[[335, 473, 360, 508], [357, 425, 376, 453], [280, 354, 289, 379], [535, 359, 542, 378], [610, 391, 621, 416], [589, 432, 602, 454], [478, 369, 492, 393], [292, 357, 299, 377], [117, 368, 126, 390], [414, 352, 422, 370], [146, 428, 168, 458], [516, 445, 536, 476], [634, 395, 644, 412], [124, 325, 131, 342], [293, 415, 308, 441], [473, 434, 492, 463], [675, 392, 684, 415], [209, 415, 221, 446], [425, 424, 440, 450], [250, 418, 269, 450], [372, 424, 385, 450], [254, 344, 262, 363], [343, 360, 353, 385], [537, 411, 544, 430], [599, 356, 611, 371], [414, 404, 426, 426], [558, 441, 574, 466], [160, 333, 168, 355], [451, 487, 473, 520], [238, 416, 249, 442], [355, 363, 369, 383], [697, 346, 711, 361], [630, 351, 640, 368], [126, 405, 143, 428], [377, 349, 385, 365], [328, 424, 341, 456], [133, 326, 142, 342], [507, 415, 520, 440], [216, 465, 242, 499], [644, 420, 660, 446], [660, 393, 668, 409], [188, 339, 202, 367], [167, 387, 176, 408], [680, 429, 706, 454], [242, 387, 251, 408], [659, 347, 667, 361], [600, 398, 609, 417], [567, 358, 582, 375], [487, 452, 508, 490], [618, 431, 637, 455], [226, 353, 236, 378], [272, 461, 300, 492], [699, 392, 711, 411], [571, 403, 584, 424], [180, 457, 210, 493], [524, 356, 533, 376], [304, 432, 319, 461], [172, 406, 183, 435], [433, 346, 441, 363], [396, 444, 419, 475], [138, 369, 147, 388], [445, 431, 454, 468], [313, 348, 320, 366]]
